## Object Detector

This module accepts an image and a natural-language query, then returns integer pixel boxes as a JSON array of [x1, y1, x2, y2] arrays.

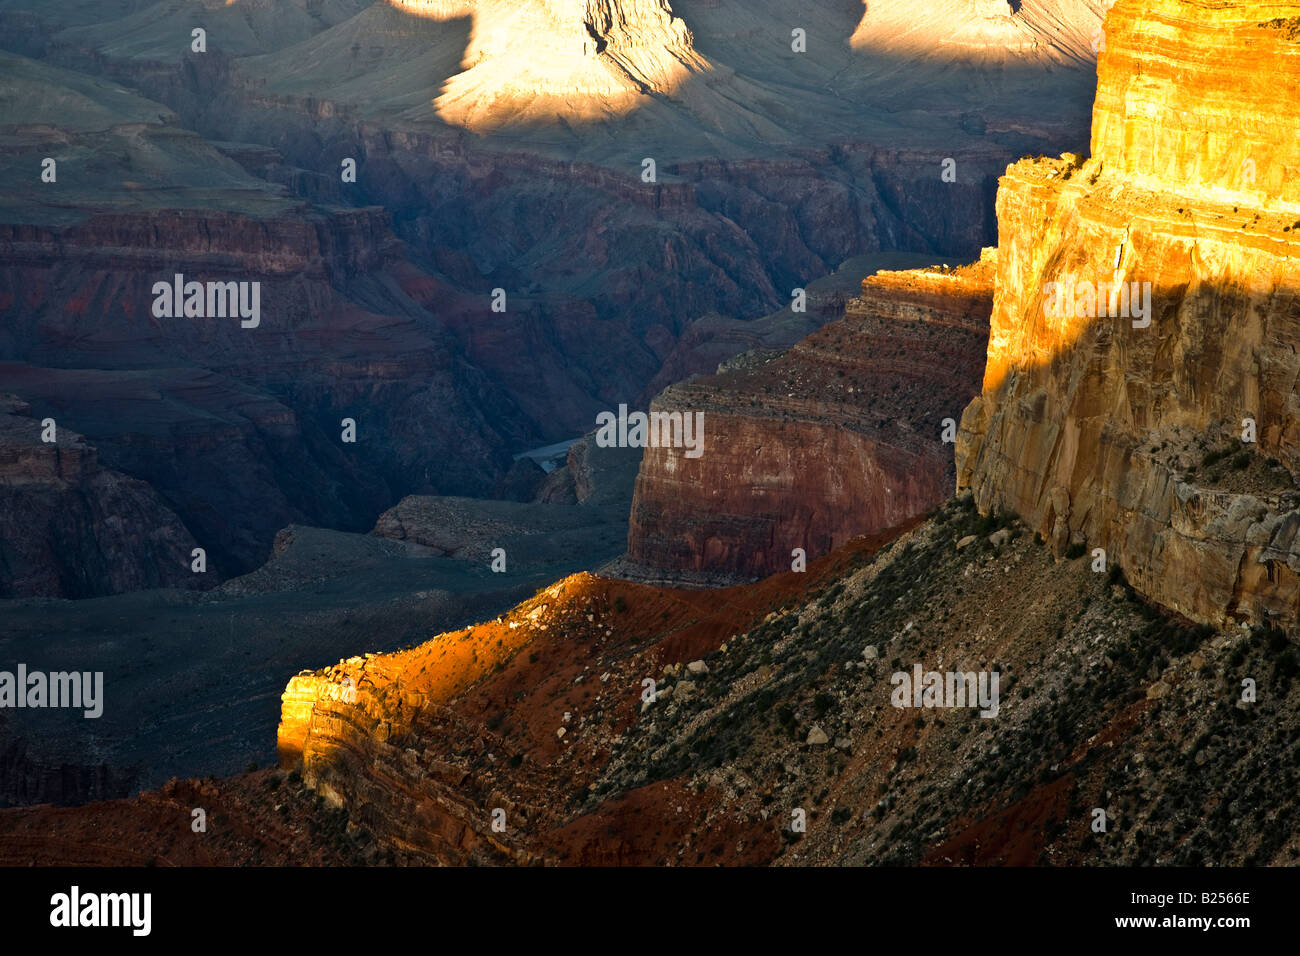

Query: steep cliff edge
[[0, 394, 197, 598], [957, 0, 1300, 631], [276, 525, 922, 865], [622, 257, 993, 584], [24, 495, 1300, 863]]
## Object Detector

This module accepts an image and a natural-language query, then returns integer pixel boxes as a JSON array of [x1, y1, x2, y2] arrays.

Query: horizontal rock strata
[[624, 256, 994, 582], [958, 0, 1300, 630]]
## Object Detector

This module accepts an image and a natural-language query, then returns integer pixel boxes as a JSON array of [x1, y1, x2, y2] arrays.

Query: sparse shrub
[[1274, 650, 1298, 688], [1263, 626, 1289, 654]]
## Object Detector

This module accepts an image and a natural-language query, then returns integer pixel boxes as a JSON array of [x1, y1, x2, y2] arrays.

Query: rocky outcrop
[[0, 395, 196, 598], [624, 256, 994, 583], [278, 666, 540, 865], [368, 430, 639, 572], [276, 543, 883, 866], [852, 0, 1110, 64], [549, 430, 643, 507], [277, 577, 614, 865], [957, 0, 1300, 631], [390, 0, 708, 129]]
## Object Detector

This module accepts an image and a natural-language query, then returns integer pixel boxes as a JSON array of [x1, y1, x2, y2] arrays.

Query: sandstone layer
[[957, 0, 1300, 630], [624, 256, 994, 583]]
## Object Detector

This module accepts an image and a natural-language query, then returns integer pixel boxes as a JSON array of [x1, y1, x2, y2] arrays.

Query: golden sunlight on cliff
[[849, 0, 1109, 64], [957, 0, 1300, 633], [385, 0, 709, 129], [975, 0, 1300, 398], [278, 574, 601, 765]]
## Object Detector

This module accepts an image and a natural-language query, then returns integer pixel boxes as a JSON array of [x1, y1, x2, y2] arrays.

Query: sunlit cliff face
[[975, 0, 1300, 396], [957, 0, 1300, 633], [386, 0, 709, 128], [850, 0, 1110, 64], [383, 0, 1110, 131]]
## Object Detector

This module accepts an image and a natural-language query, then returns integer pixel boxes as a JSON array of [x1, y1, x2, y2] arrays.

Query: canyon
[[0, 431, 637, 807], [8, 0, 1299, 873], [248, 0, 1300, 868], [0, 0, 1105, 600], [0, 0, 1098, 810]]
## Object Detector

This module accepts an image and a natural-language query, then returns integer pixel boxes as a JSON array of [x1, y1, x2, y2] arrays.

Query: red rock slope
[[622, 256, 994, 584]]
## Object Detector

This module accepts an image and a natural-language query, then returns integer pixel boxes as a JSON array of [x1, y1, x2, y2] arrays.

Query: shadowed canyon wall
[[0, 1, 1107, 596]]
